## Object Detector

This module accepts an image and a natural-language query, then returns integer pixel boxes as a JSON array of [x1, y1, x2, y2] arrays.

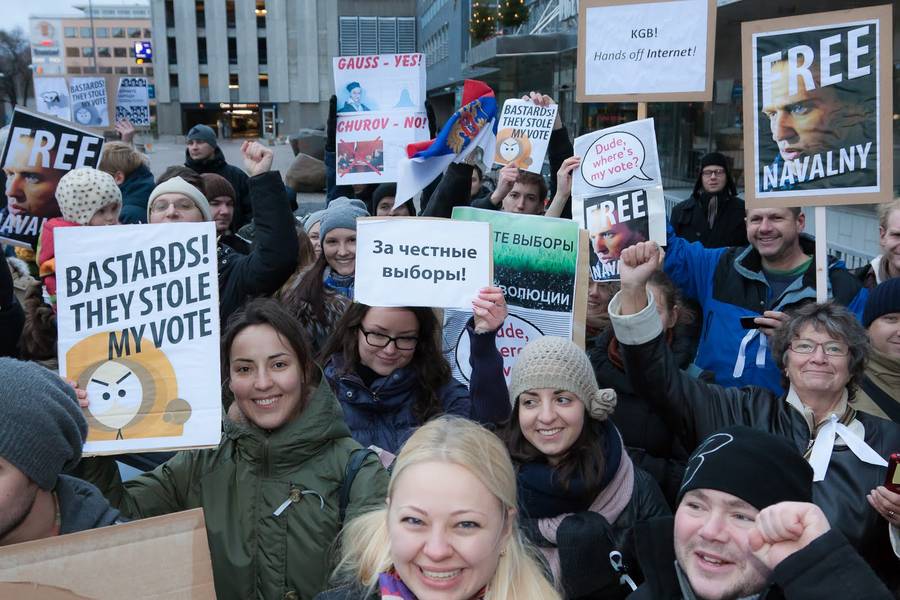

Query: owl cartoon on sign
[[67, 332, 192, 441], [494, 128, 533, 170]]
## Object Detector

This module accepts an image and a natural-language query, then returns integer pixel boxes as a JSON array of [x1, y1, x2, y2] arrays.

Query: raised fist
[[241, 140, 274, 176], [619, 241, 663, 290], [748, 502, 831, 571]]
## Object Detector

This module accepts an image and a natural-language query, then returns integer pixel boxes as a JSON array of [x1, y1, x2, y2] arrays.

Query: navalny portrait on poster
[[751, 16, 880, 198]]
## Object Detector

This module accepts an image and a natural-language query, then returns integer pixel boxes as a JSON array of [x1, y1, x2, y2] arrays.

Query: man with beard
[[663, 207, 866, 393], [0, 358, 120, 546], [628, 426, 891, 599]]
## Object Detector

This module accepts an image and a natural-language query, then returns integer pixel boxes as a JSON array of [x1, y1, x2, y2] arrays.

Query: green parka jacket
[[82, 382, 390, 600]]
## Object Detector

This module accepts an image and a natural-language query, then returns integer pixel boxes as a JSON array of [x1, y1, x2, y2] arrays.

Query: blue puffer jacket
[[664, 222, 867, 393], [117, 164, 155, 224], [323, 322, 509, 453]]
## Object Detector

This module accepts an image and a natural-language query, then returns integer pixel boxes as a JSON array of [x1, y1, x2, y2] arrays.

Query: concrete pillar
[[235, 0, 260, 102], [174, 0, 199, 103], [265, 0, 289, 102], [150, 0, 169, 103], [205, 0, 229, 102]]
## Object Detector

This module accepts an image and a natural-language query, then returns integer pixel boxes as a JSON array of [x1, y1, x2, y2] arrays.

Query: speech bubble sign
[[579, 131, 653, 189], [454, 312, 543, 384]]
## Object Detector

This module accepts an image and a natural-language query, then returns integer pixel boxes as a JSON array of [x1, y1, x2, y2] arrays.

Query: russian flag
[[394, 80, 498, 208]]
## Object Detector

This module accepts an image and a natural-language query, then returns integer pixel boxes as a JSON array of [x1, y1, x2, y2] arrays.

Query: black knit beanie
[[863, 277, 900, 328], [677, 426, 812, 510], [700, 152, 729, 170], [0, 358, 88, 490]]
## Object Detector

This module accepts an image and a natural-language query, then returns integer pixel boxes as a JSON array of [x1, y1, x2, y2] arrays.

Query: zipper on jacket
[[272, 485, 326, 517], [261, 437, 271, 479]]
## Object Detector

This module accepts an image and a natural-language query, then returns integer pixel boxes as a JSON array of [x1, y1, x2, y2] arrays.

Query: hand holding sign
[[472, 286, 508, 334]]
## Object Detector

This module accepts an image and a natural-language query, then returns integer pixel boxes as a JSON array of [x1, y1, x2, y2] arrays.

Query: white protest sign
[[355, 217, 492, 309], [116, 76, 151, 126], [336, 112, 430, 186], [56, 223, 222, 455], [573, 118, 662, 196], [69, 77, 110, 127], [333, 53, 426, 112], [33, 77, 71, 121], [493, 99, 557, 173], [577, 0, 715, 102]]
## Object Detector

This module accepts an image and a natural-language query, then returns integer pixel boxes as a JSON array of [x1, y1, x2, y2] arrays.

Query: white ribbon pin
[[808, 414, 888, 482]]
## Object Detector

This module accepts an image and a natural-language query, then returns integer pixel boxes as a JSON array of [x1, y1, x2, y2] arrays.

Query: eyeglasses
[[360, 328, 418, 350], [701, 168, 726, 178], [788, 339, 849, 357], [150, 198, 199, 213]]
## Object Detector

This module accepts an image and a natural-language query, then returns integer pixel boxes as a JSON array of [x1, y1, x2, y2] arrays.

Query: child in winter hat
[[38, 167, 123, 310]]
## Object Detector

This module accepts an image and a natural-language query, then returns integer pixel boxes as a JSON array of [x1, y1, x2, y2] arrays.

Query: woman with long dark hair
[[78, 298, 389, 600], [320, 288, 510, 456], [503, 336, 669, 599]]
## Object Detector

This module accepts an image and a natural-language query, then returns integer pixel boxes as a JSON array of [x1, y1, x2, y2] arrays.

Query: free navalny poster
[[56, 222, 222, 455], [741, 5, 893, 207]]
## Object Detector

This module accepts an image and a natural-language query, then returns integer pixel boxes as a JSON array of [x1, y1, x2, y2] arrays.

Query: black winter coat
[[670, 192, 747, 249], [628, 517, 893, 600], [185, 147, 252, 229], [217, 171, 298, 323], [0, 259, 23, 358], [618, 325, 900, 592], [589, 328, 690, 507]]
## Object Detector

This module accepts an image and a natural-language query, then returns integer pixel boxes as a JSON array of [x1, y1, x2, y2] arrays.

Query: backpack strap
[[339, 448, 376, 526], [859, 376, 900, 423]]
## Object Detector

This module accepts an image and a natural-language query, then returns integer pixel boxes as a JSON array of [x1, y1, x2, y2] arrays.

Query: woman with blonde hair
[[316, 416, 560, 600]]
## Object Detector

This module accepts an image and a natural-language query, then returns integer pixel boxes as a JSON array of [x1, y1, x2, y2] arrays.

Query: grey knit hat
[[320, 197, 369, 241], [56, 167, 122, 225], [508, 336, 617, 420], [186, 124, 218, 147], [0, 358, 88, 490], [302, 208, 327, 233], [147, 176, 213, 222]]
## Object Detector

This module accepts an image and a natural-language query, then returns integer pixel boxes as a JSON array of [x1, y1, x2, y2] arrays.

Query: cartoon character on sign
[[73, 102, 101, 126], [494, 128, 533, 170], [67, 332, 192, 441]]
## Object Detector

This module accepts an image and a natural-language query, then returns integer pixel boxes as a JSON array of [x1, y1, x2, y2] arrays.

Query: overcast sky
[[6, 0, 148, 34]]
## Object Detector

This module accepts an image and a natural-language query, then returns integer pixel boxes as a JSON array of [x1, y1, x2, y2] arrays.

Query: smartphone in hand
[[740, 316, 761, 329]]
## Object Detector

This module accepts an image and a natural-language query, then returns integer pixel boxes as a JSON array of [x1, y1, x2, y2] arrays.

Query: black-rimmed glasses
[[360, 328, 418, 350]]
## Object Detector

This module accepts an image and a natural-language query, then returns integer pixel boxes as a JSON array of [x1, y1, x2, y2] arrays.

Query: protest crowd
[[1, 4, 900, 600]]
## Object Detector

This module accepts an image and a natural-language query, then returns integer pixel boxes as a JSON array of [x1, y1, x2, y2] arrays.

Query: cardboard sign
[[69, 77, 110, 127], [741, 5, 893, 207], [34, 77, 72, 121], [577, 0, 716, 102], [0, 108, 104, 249], [355, 217, 493, 309], [115, 77, 151, 126], [0, 509, 216, 600], [56, 223, 222, 456], [492, 99, 557, 173], [333, 53, 426, 112], [335, 112, 430, 185], [444, 207, 585, 384]]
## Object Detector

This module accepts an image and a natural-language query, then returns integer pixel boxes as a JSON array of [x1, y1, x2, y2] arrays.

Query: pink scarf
[[536, 431, 635, 583]]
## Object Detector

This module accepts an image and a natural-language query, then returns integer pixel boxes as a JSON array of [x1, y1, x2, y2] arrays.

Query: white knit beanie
[[147, 176, 212, 221], [508, 336, 617, 421], [55, 167, 122, 225]]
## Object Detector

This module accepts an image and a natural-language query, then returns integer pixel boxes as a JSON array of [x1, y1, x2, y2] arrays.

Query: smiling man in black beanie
[[0, 358, 120, 546], [671, 152, 747, 249], [628, 426, 892, 599]]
